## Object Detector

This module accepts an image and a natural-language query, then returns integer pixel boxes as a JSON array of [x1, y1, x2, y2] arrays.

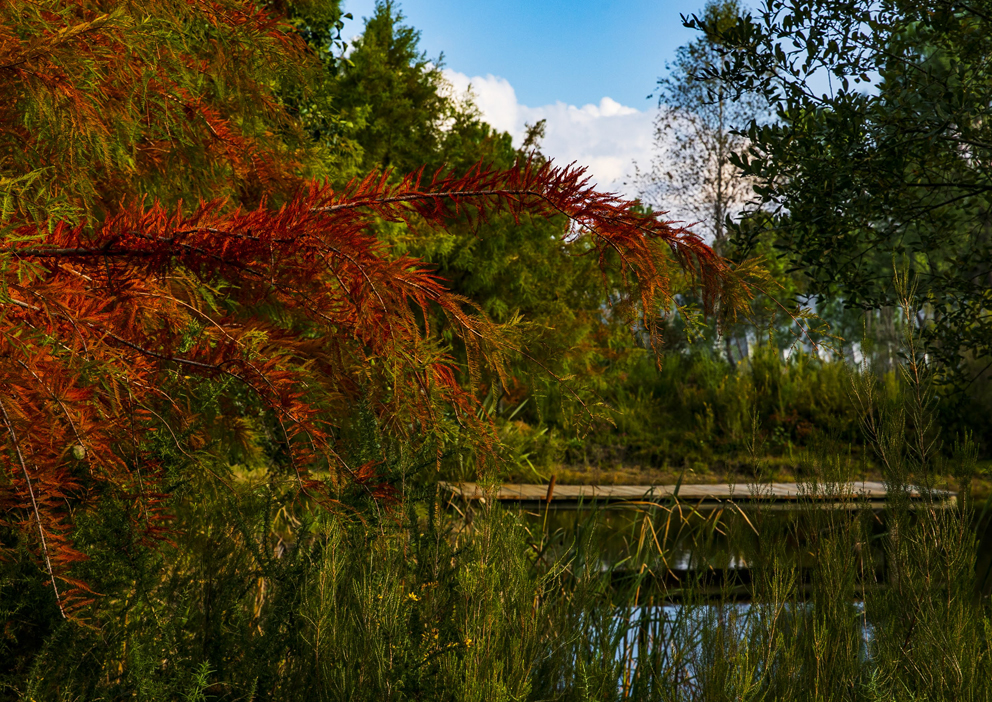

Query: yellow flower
[[407, 592, 419, 602]]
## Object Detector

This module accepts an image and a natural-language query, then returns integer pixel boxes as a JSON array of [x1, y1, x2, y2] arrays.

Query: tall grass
[[3, 453, 991, 700]]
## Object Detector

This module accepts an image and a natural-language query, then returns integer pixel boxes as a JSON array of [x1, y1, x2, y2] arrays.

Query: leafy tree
[[329, 0, 500, 176], [689, 0, 992, 381], [0, 0, 741, 617], [637, 0, 763, 253]]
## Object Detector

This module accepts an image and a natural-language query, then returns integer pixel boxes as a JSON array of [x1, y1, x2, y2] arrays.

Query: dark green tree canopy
[[690, 0, 992, 377]]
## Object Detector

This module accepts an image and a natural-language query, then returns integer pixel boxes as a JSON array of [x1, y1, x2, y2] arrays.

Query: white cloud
[[443, 69, 655, 197]]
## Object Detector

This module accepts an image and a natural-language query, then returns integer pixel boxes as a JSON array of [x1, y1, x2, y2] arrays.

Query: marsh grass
[[4, 447, 991, 700], [509, 443, 992, 701]]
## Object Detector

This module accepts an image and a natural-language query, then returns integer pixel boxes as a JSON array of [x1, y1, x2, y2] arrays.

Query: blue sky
[[342, 0, 706, 109], [341, 1, 714, 197]]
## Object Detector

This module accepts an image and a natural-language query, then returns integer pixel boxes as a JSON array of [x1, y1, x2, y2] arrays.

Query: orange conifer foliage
[[0, 1, 746, 616]]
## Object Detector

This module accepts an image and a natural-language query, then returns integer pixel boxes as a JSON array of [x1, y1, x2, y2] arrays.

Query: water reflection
[[510, 497, 992, 600], [613, 601, 875, 683], [504, 496, 992, 695]]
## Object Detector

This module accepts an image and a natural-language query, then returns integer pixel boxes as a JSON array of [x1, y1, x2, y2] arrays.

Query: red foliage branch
[[0, 2, 308, 225], [0, 160, 745, 616], [0, 1, 751, 619]]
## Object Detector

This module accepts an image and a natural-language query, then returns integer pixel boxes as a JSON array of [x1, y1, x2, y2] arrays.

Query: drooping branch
[[0, 159, 749, 618], [4, 160, 743, 332]]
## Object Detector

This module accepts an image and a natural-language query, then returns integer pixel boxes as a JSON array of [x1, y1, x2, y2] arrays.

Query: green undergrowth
[[460, 344, 992, 497]]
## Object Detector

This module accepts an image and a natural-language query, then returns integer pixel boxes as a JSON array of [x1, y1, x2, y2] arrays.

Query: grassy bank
[[464, 343, 992, 498], [5, 396, 992, 700]]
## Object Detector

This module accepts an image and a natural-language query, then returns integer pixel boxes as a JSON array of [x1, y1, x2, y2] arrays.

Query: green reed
[[4, 449, 990, 701]]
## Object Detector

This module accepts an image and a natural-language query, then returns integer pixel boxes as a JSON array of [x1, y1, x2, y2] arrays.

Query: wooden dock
[[440, 481, 956, 510]]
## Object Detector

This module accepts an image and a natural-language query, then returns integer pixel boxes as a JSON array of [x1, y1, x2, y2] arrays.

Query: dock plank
[[440, 481, 953, 508]]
